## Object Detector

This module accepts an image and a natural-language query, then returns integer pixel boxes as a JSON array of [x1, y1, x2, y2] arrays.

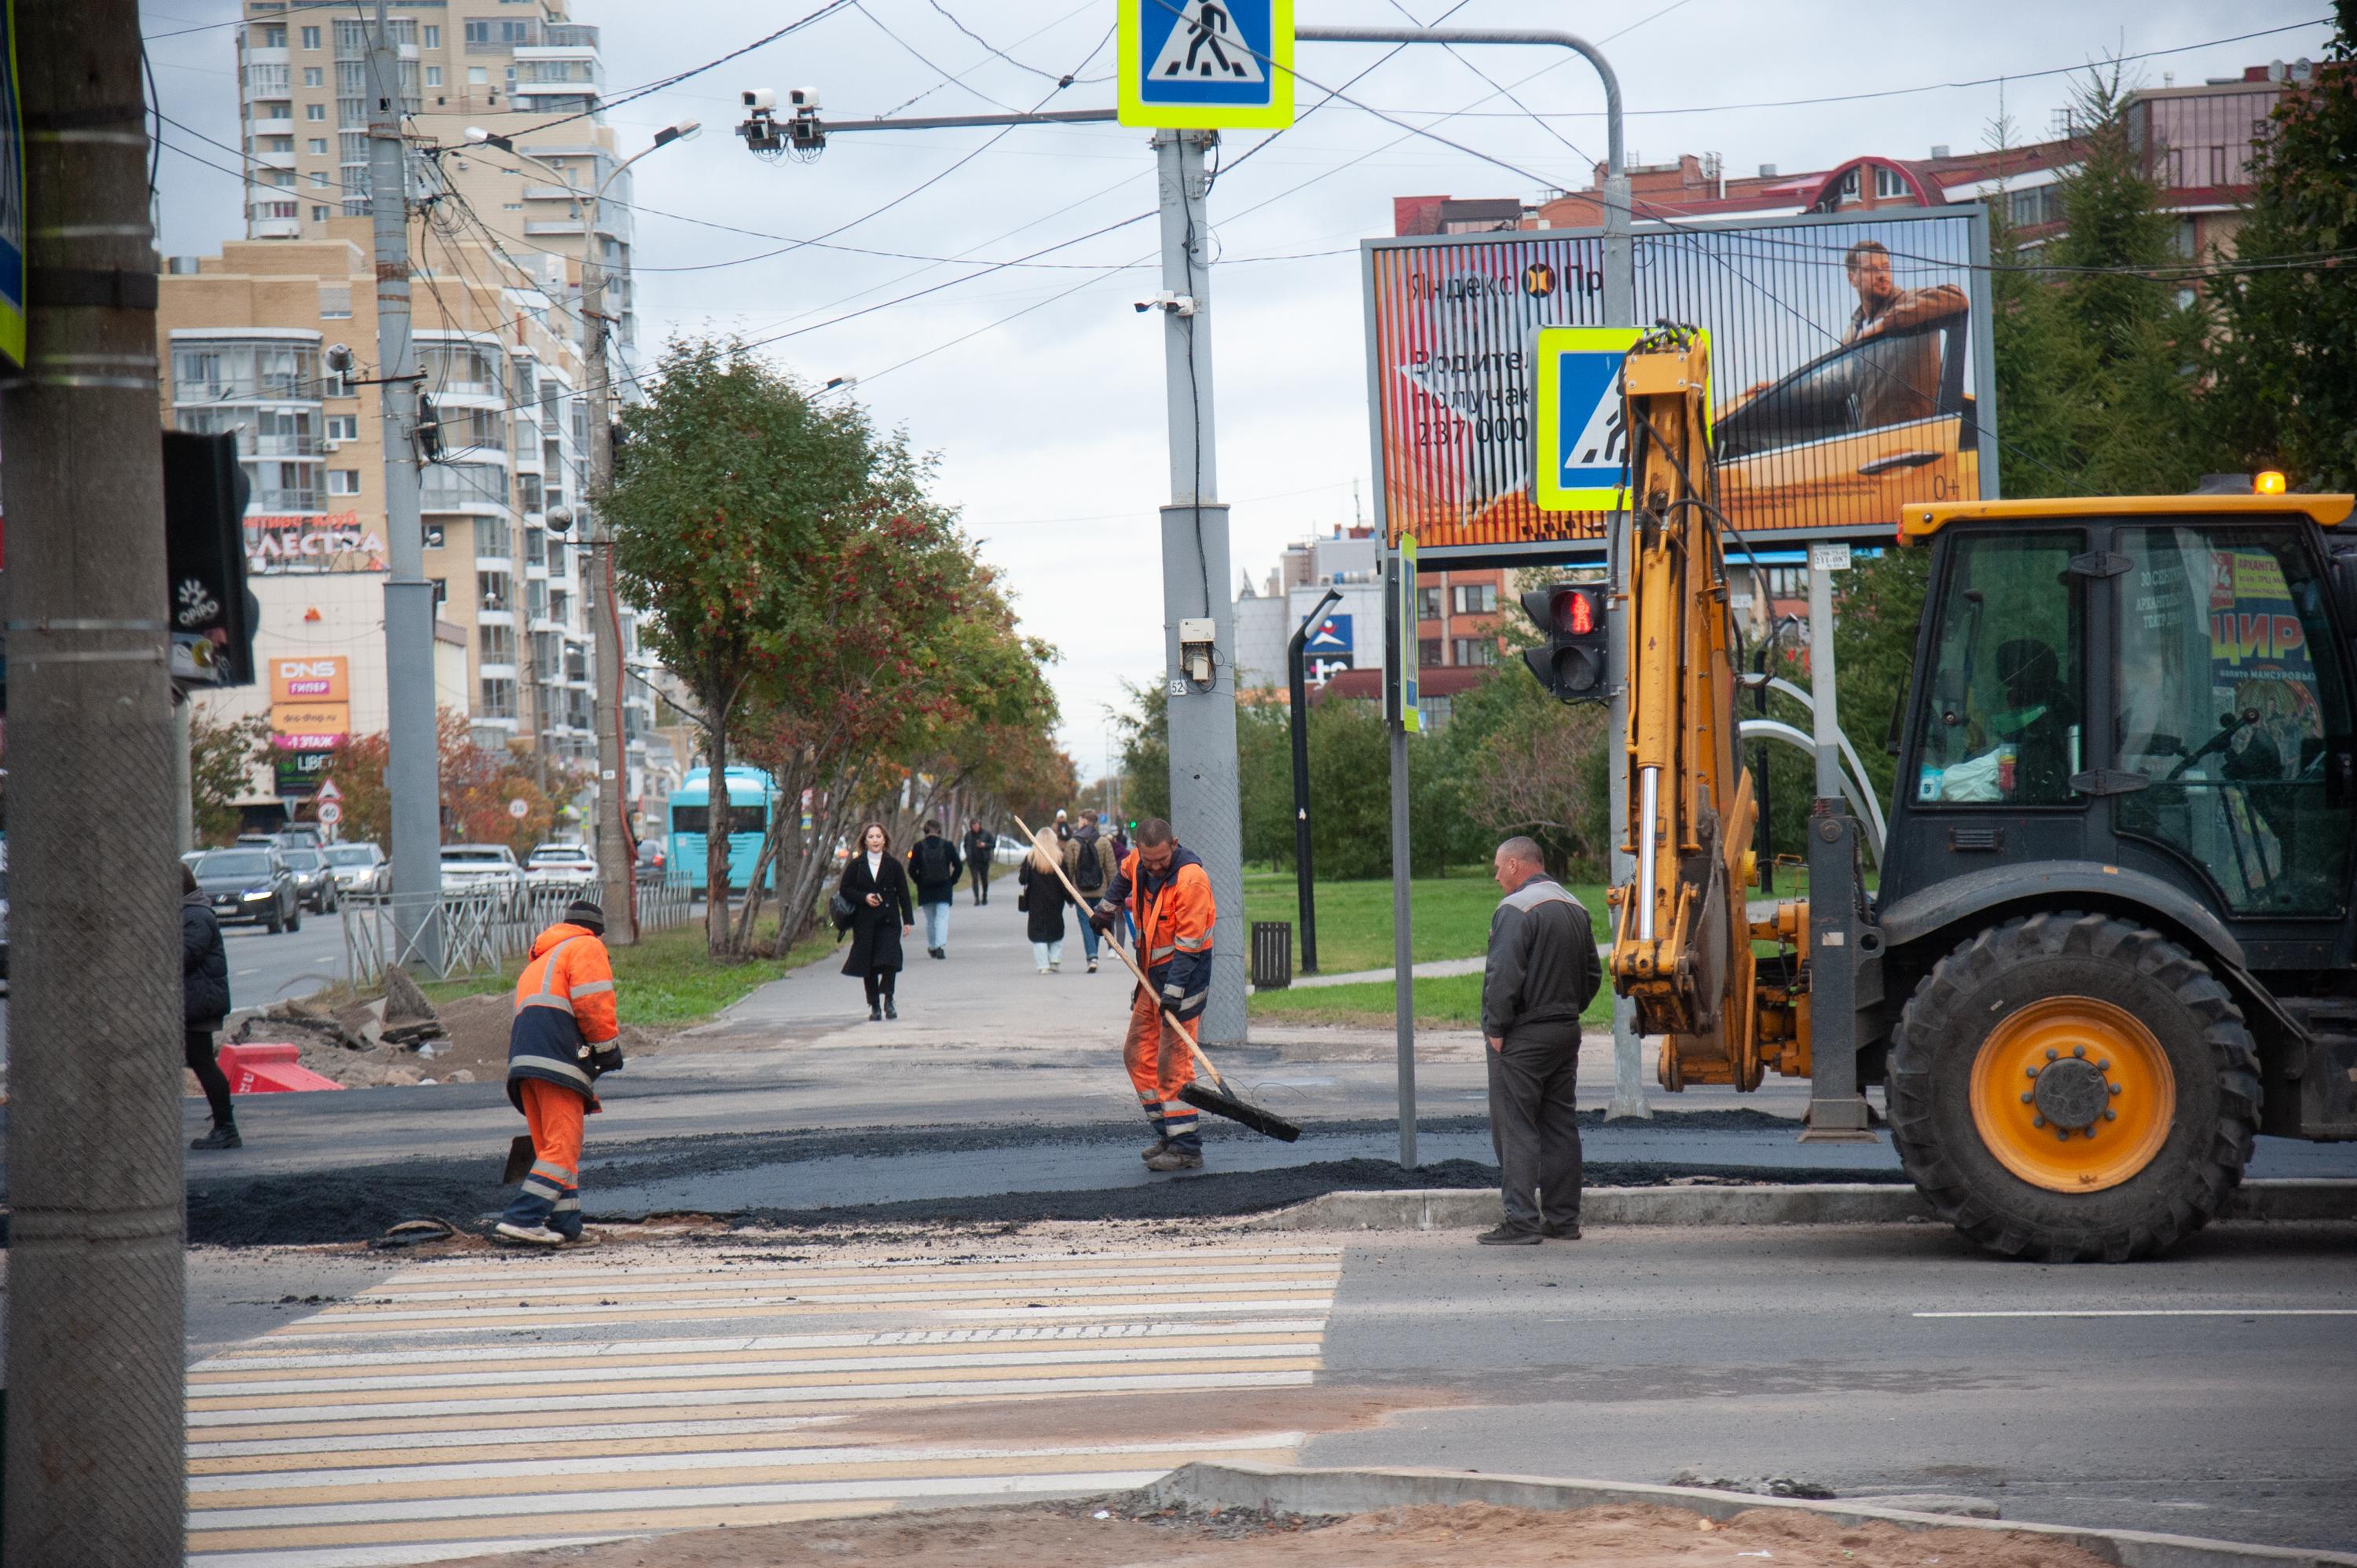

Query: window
[[1451, 637, 1497, 668], [325, 415, 358, 442], [1418, 638, 1442, 668], [423, 24, 440, 48], [1911, 532, 2084, 806], [549, 589, 570, 625], [468, 66, 488, 85], [310, 203, 330, 222], [478, 570, 511, 610], [479, 677, 517, 720], [425, 65, 442, 86], [479, 624, 515, 663], [1452, 583, 1497, 615], [308, 145, 328, 160], [1873, 165, 1908, 200], [2114, 524, 2352, 915], [261, 24, 288, 47], [317, 283, 350, 316], [303, 73, 324, 93], [269, 170, 295, 187], [516, 472, 543, 514], [246, 61, 290, 97], [2008, 185, 2060, 228], [477, 515, 511, 558], [300, 24, 320, 48], [464, 20, 490, 44], [1838, 167, 1860, 198], [327, 469, 361, 496], [1417, 586, 1442, 620], [526, 524, 546, 566]]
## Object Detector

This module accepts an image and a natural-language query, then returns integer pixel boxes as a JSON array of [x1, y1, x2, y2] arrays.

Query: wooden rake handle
[[1011, 814, 1226, 1093]]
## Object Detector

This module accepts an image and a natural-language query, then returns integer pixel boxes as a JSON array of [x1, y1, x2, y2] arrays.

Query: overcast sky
[[143, 0, 2338, 779]]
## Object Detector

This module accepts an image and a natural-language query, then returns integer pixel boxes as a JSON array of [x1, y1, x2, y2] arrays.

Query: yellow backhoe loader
[[1601, 324, 2355, 1261]]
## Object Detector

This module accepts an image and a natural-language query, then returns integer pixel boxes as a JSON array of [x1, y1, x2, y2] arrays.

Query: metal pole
[[1152, 126, 1247, 1047], [174, 693, 197, 853], [1807, 547, 1844, 799], [1390, 718, 1417, 1169], [1287, 587, 1341, 974], [371, 0, 442, 972], [2, 3, 188, 1559]]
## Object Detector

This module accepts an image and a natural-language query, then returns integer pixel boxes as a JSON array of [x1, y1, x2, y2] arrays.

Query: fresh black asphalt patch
[[151, 1110, 1915, 1247]]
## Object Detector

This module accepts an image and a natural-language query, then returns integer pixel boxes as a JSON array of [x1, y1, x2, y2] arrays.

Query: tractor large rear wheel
[[1888, 910, 2260, 1262]]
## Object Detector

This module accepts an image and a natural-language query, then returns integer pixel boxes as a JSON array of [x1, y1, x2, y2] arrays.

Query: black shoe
[[191, 1124, 242, 1152], [884, 999, 898, 1020], [1541, 1222, 1582, 1241], [869, 1004, 883, 1021], [1476, 1223, 1541, 1246]]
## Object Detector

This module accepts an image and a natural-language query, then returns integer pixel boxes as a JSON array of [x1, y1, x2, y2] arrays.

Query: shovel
[[1013, 815, 1300, 1143], [500, 1135, 536, 1185]]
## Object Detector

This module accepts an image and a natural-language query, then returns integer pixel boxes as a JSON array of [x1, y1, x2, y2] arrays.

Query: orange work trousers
[[1123, 984, 1200, 1151], [504, 1078, 586, 1239]]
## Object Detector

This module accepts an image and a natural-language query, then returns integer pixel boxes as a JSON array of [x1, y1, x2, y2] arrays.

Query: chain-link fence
[[343, 876, 696, 986]]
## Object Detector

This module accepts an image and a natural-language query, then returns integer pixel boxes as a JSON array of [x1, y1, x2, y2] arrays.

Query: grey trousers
[[1486, 1029, 1584, 1232]]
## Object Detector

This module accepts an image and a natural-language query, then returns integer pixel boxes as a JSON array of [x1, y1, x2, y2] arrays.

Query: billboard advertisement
[[1362, 207, 1994, 562]]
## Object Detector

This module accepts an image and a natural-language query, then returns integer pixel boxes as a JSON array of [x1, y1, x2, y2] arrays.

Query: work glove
[[584, 1041, 625, 1079], [1089, 903, 1117, 934]]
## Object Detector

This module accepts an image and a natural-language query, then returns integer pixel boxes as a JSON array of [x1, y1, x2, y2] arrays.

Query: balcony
[[255, 148, 297, 170], [251, 215, 302, 240]]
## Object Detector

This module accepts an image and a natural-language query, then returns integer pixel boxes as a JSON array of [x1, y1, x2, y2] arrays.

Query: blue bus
[[669, 766, 779, 893]]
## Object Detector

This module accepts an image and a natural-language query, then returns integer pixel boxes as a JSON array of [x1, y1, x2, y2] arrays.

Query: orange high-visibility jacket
[[506, 921, 621, 1111], [1106, 844, 1215, 1020]]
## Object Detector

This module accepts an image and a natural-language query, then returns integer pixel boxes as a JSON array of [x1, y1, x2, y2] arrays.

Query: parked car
[[191, 847, 302, 933], [634, 837, 667, 877], [526, 843, 599, 888], [276, 826, 324, 851], [440, 843, 526, 906], [280, 847, 338, 914], [323, 841, 387, 897]]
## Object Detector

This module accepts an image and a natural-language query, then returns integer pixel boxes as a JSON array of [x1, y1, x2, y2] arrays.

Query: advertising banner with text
[[1362, 207, 1994, 562]]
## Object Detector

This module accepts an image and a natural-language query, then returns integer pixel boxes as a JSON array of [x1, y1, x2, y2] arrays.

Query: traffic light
[[1520, 582, 1610, 702], [163, 429, 258, 687]]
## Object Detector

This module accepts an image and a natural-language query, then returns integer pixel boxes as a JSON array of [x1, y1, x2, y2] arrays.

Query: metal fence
[[341, 877, 696, 987]]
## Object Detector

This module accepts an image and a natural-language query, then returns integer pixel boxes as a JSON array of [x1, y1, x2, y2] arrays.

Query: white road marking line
[[354, 1262, 1345, 1300], [201, 1318, 1329, 1372], [193, 1339, 1321, 1395], [361, 1248, 1342, 1285], [192, 1416, 838, 1460], [187, 1470, 1198, 1531], [188, 1368, 1318, 1425], [1914, 1309, 2357, 1319], [189, 1533, 639, 1567], [252, 1296, 1339, 1341], [305, 1278, 1342, 1321], [190, 1434, 1304, 1494]]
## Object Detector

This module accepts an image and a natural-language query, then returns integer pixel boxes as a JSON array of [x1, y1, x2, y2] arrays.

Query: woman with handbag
[[837, 822, 914, 1020], [1017, 841, 1071, 973]]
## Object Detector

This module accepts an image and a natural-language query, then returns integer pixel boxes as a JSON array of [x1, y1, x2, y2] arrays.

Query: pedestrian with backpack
[[1063, 808, 1119, 973], [905, 820, 963, 959], [962, 819, 995, 905]]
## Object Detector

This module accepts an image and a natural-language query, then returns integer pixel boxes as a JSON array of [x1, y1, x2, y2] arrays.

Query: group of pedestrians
[[1017, 808, 1123, 973]]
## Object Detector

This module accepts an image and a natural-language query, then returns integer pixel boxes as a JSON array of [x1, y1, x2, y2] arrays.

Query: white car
[[439, 844, 526, 905], [525, 844, 599, 888], [323, 841, 387, 896]]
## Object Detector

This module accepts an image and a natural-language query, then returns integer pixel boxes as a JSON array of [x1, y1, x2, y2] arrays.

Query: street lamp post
[[466, 121, 698, 943]]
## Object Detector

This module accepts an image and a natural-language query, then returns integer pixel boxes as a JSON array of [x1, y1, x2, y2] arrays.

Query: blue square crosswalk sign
[[1119, 0, 1294, 130], [1534, 326, 1644, 512]]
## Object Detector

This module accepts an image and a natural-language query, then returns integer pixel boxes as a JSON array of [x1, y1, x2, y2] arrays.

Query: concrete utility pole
[[369, 0, 442, 971], [583, 249, 636, 940], [1151, 126, 1248, 1048], [1, 4, 188, 1560]]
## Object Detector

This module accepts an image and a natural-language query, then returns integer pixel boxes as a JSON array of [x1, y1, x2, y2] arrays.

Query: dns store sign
[[271, 656, 350, 752]]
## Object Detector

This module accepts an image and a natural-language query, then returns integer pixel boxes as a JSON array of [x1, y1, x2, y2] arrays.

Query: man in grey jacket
[[1478, 837, 1602, 1244]]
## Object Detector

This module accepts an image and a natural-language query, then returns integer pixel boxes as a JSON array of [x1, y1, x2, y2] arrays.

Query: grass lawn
[[1249, 970, 1616, 1031], [420, 922, 836, 1028]]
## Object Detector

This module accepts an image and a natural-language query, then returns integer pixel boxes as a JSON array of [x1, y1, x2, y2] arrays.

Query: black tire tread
[[1887, 910, 2260, 1263]]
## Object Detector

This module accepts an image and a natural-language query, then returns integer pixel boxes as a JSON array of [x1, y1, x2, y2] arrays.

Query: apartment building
[[162, 228, 613, 813]]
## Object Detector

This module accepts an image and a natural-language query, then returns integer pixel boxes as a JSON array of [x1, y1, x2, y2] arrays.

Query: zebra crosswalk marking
[[188, 1246, 1341, 1564]]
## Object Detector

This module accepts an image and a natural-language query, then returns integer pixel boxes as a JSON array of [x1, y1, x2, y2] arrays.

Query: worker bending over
[[1092, 817, 1215, 1171], [497, 899, 623, 1246]]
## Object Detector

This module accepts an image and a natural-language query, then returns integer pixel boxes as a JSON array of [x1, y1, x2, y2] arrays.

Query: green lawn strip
[[1248, 970, 1615, 1031], [1241, 872, 1612, 975], [419, 923, 834, 1028]]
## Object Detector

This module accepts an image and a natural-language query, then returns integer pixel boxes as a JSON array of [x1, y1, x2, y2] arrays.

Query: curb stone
[[1147, 1461, 2357, 1568], [1242, 1178, 2357, 1232]]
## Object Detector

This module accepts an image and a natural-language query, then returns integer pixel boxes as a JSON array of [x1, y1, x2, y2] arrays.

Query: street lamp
[[462, 119, 700, 942]]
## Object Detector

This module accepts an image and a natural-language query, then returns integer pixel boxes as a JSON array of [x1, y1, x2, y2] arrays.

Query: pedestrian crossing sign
[[1119, 0, 1294, 130], [1533, 326, 1646, 513]]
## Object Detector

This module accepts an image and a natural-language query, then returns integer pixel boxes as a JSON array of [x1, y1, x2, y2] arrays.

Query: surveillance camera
[[742, 88, 776, 112], [1135, 291, 1175, 313], [789, 86, 821, 111]]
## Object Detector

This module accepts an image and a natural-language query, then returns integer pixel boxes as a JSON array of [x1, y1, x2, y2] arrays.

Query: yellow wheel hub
[[1968, 997, 2174, 1193]]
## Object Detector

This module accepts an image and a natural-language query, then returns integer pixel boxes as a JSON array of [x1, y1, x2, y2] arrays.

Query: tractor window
[[1911, 531, 2084, 806], [2115, 524, 2352, 917]]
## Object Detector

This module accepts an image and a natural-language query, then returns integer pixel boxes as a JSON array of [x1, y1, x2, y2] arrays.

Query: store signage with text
[[244, 511, 389, 573], [270, 701, 350, 751], [270, 654, 349, 704]]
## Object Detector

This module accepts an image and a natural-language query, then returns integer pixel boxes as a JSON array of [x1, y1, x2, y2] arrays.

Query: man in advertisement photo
[[1842, 237, 1967, 427]]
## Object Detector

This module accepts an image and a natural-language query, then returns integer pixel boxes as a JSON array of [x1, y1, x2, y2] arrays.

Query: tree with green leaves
[[604, 339, 884, 954], [2208, 9, 2357, 489], [189, 709, 270, 846]]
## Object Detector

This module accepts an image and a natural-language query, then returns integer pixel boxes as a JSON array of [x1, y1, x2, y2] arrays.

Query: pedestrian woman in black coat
[[1017, 842, 1072, 973], [838, 821, 914, 1020], [182, 863, 240, 1149]]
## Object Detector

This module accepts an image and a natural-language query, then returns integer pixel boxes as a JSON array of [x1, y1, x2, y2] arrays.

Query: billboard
[[1362, 207, 1995, 563], [245, 510, 389, 573]]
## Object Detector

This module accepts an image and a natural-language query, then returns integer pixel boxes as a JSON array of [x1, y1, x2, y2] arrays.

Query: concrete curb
[[1243, 1178, 2357, 1232], [1148, 1461, 2357, 1568]]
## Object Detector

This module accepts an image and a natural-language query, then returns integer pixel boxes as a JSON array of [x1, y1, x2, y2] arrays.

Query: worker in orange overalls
[[495, 899, 622, 1246], [1089, 817, 1216, 1172]]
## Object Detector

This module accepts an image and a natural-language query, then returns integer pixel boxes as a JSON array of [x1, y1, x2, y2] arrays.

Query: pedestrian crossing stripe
[[1118, 0, 1295, 130], [186, 1245, 1342, 1565]]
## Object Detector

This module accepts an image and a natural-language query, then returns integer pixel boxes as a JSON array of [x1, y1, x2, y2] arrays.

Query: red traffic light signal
[[1519, 583, 1609, 702]]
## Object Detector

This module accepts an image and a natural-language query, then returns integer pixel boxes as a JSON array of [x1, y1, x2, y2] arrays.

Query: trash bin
[[1250, 921, 1292, 990]]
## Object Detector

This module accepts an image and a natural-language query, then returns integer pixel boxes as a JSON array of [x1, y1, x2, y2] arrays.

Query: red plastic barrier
[[216, 1042, 346, 1094]]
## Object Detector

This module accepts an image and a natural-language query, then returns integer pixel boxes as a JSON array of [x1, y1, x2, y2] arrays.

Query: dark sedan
[[191, 848, 302, 934]]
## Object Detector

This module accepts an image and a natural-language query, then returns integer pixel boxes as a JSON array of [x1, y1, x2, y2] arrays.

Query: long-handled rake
[[1013, 815, 1299, 1143]]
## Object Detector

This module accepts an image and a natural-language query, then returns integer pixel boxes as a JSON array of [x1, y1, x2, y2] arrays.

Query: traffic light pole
[[369, 1, 442, 973], [2, 5, 189, 1559], [1287, 588, 1343, 974]]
